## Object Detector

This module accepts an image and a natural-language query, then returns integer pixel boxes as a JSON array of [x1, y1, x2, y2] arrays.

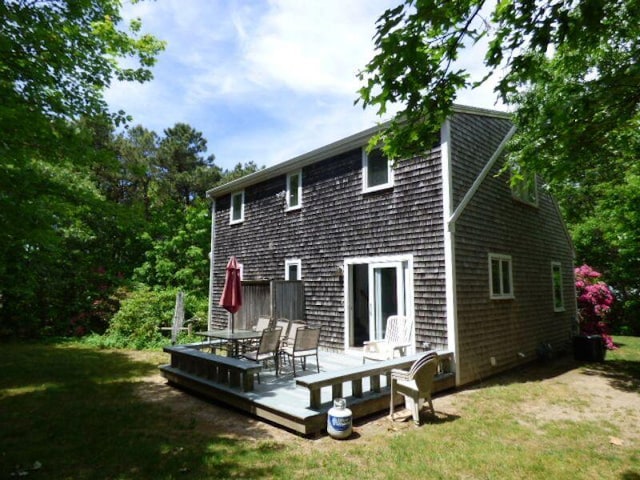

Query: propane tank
[[327, 398, 352, 439]]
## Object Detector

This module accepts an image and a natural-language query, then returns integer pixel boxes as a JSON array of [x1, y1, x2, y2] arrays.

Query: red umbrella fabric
[[219, 256, 243, 332]]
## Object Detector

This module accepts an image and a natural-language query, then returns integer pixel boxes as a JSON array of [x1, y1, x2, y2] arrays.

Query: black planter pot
[[573, 334, 606, 362]]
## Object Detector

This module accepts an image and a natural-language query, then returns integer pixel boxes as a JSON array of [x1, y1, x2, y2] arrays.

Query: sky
[[105, 0, 505, 171]]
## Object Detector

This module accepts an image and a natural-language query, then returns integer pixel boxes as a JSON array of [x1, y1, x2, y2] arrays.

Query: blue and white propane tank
[[327, 397, 352, 439]]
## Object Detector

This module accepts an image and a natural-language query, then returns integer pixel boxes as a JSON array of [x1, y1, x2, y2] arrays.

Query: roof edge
[[207, 105, 510, 198], [207, 121, 390, 198], [451, 103, 511, 119]]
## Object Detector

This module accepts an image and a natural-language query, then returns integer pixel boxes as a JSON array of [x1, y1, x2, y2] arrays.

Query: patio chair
[[242, 327, 282, 382], [275, 319, 290, 345], [253, 316, 272, 332], [280, 326, 320, 376], [362, 315, 413, 363], [281, 321, 305, 348], [389, 351, 438, 426]]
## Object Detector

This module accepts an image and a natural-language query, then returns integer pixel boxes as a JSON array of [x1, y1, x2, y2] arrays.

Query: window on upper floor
[[511, 171, 538, 206], [362, 147, 393, 193], [237, 262, 244, 280], [286, 170, 302, 211], [551, 262, 564, 312], [489, 253, 514, 299], [230, 190, 244, 224], [285, 259, 301, 280]]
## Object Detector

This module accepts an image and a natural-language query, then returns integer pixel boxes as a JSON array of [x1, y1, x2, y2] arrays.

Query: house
[[205, 105, 576, 387]]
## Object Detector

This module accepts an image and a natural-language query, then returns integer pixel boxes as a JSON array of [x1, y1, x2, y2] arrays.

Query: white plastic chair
[[389, 351, 438, 425], [362, 315, 413, 363]]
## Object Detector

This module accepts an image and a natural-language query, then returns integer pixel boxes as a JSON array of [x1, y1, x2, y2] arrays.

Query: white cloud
[[242, 0, 389, 95], [105, 0, 508, 171]]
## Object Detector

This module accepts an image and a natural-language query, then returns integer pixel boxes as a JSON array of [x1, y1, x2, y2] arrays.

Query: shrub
[[575, 264, 616, 349], [101, 287, 207, 349]]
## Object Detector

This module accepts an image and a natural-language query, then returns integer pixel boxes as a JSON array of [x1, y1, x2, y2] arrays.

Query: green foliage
[[134, 200, 212, 296], [0, 0, 165, 125], [0, 2, 263, 341], [102, 287, 207, 349], [0, 0, 163, 337], [157, 123, 222, 206], [360, 0, 640, 327]]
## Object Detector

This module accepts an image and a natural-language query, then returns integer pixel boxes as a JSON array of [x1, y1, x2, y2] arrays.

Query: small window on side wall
[[230, 191, 244, 224], [489, 254, 514, 299], [551, 262, 564, 311], [285, 259, 301, 281], [363, 147, 393, 193], [511, 172, 538, 206], [286, 170, 302, 210]]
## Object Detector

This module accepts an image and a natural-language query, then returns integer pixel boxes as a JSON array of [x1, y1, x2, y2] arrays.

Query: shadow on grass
[[0, 341, 284, 479], [620, 470, 640, 480], [459, 336, 640, 396], [582, 359, 640, 393]]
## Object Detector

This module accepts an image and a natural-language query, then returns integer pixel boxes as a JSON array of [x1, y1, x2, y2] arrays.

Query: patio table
[[196, 329, 262, 357]]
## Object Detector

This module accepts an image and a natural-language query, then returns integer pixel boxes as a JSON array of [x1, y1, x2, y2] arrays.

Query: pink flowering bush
[[575, 264, 617, 349]]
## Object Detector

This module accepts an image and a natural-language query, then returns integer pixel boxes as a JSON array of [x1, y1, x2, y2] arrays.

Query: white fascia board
[[441, 119, 460, 385], [451, 103, 511, 120], [206, 122, 389, 199], [449, 126, 517, 225], [207, 199, 216, 331], [207, 105, 510, 199]]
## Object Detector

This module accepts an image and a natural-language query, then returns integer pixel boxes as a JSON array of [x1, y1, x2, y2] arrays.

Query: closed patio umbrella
[[219, 256, 243, 333]]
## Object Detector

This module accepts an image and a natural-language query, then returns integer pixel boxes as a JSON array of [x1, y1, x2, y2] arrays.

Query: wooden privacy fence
[[233, 280, 305, 329], [271, 280, 304, 321]]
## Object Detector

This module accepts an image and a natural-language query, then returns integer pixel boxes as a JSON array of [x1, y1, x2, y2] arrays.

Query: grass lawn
[[1, 337, 639, 479]]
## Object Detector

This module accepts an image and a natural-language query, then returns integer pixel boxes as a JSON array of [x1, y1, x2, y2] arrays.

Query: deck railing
[[296, 350, 455, 409]]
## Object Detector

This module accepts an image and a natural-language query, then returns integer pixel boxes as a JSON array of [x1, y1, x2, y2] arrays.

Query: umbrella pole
[[231, 312, 235, 334]]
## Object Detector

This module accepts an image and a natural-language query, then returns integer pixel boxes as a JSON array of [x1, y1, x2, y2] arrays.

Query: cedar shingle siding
[[212, 146, 448, 351], [450, 113, 575, 384], [209, 107, 576, 386]]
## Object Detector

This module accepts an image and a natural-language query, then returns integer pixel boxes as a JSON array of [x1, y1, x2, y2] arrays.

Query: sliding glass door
[[346, 257, 412, 347]]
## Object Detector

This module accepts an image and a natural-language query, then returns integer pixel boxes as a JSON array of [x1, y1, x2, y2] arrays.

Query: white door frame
[[343, 254, 415, 352]]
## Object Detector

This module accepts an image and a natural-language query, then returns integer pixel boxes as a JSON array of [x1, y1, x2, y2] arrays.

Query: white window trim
[[551, 261, 565, 312], [237, 262, 244, 281], [343, 254, 415, 353], [230, 190, 244, 224], [511, 172, 539, 207], [362, 147, 393, 193], [286, 170, 302, 211], [489, 253, 514, 300], [285, 258, 302, 280]]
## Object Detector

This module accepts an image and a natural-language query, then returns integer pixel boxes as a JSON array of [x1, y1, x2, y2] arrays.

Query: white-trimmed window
[[362, 148, 393, 193], [237, 262, 244, 281], [511, 172, 538, 206], [230, 191, 244, 224], [551, 262, 564, 312], [285, 259, 301, 281], [489, 254, 514, 299], [286, 170, 302, 210]]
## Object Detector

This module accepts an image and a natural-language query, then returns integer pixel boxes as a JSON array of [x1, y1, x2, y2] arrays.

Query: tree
[[156, 123, 222, 207], [358, 0, 640, 174], [358, 0, 640, 330], [0, 0, 164, 336], [133, 162, 261, 297]]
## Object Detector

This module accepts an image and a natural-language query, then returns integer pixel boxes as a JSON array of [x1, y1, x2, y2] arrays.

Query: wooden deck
[[160, 343, 456, 435]]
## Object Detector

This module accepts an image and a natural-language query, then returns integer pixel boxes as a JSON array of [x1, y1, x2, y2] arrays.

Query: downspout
[[444, 124, 516, 387], [440, 119, 460, 386], [207, 199, 217, 332]]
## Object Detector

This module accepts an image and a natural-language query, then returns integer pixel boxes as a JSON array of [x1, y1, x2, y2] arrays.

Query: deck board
[[160, 348, 454, 435]]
